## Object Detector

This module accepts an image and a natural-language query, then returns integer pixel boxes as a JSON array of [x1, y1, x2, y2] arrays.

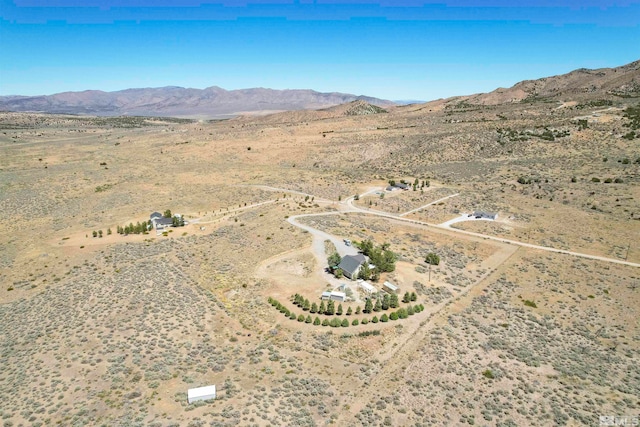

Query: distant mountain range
[[0, 86, 395, 119], [1, 60, 638, 118]]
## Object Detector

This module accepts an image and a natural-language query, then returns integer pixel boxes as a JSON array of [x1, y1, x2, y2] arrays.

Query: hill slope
[[454, 59, 640, 106]]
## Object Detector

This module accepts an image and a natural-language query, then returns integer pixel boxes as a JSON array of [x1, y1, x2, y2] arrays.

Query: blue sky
[[1, 1, 639, 101]]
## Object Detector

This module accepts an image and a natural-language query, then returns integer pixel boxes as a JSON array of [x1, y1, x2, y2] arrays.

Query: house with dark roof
[[338, 254, 366, 280], [150, 212, 174, 231], [473, 211, 498, 220], [394, 182, 410, 190]]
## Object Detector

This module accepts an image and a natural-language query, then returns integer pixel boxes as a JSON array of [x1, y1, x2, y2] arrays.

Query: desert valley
[[0, 61, 639, 427]]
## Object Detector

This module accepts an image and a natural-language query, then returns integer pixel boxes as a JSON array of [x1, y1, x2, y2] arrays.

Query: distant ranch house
[[473, 211, 498, 220], [150, 211, 185, 232], [338, 254, 366, 280]]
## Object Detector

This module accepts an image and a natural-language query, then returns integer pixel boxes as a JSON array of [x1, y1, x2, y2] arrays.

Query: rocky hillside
[[446, 59, 640, 106]]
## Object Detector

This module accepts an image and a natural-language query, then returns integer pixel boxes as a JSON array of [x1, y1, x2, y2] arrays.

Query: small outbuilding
[[329, 291, 346, 302], [357, 280, 377, 296], [187, 385, 216, 404], [382, 281, 399, 294]]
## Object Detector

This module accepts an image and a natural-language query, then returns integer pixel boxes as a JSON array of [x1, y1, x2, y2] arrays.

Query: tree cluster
[[355, 240, 398, 276], [269, 297, 424, 327], [362, 292, 402, 313], [116, 220, 151, 235], [425, 253, 440, 266]]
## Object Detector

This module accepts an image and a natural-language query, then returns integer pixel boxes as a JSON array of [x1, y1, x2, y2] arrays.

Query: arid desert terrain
[[1, 63, 639, 427]]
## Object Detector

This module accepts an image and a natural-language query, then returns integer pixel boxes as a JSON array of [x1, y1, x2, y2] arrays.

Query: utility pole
[[625, 241, 631, 261]]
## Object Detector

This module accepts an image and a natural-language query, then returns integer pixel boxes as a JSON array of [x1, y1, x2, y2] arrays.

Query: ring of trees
[[267, 296, 424, 328]]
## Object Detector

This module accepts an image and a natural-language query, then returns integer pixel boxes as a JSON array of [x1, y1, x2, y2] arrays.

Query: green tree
[[310, 302, 318, 313], [402, 292, 411, 303], [330, 318, 340, 328], [334, 268, 344, 279], [327, 252, 341, 268], [92, 230, 97, 238], [303, 299, 310, 311], [410, 292, 417, 302], [326, 300, 335, 315], [397, 308, 408, 319], [357, 239, 375, 257], [358, 262, 372, 280], [361, 318, 369, 324], [407, 305, 414, 315], [298, 314, 305, 322], [389, 312, 399, 321], [425, 253, 440, 265], [352, 319, 359, 326], [389, 293, 399, 308], [346, 306, 353, 315], [107, 228, 112, 235], [305, 315, 312, 323], [322, 319, 329, 326], [313, 317, 321, 326], [372, 316, 379, 323], [336, 303, 343, 315], [319, 301, 326, 315], [355, 306, 361, 315], [380, 313, 389, 322], [382, 294, 390, 310], [341, 318, 349, 327], [364, 299, 373, 314], [163, 209, 172, 218], [289, 312, 296, 320], [98, 230, 103, 238], [374, 298, 382, 312]]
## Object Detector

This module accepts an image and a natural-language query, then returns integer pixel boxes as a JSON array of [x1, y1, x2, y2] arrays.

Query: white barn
[[382, 281, 399, 294], [329, 291, 346, 302], [188, 385, 216, 404], [357, 280, 377, 296]]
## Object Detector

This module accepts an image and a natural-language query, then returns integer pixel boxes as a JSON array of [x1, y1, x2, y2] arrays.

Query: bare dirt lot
[[0, 103, 638, 426]]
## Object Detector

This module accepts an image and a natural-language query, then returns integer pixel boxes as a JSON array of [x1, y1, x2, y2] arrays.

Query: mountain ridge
[[1, 59, 639, 118], [0, 86, 395, 119]]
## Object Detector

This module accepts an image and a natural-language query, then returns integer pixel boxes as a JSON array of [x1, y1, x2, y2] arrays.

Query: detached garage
[[187, 385, 216, 404]]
